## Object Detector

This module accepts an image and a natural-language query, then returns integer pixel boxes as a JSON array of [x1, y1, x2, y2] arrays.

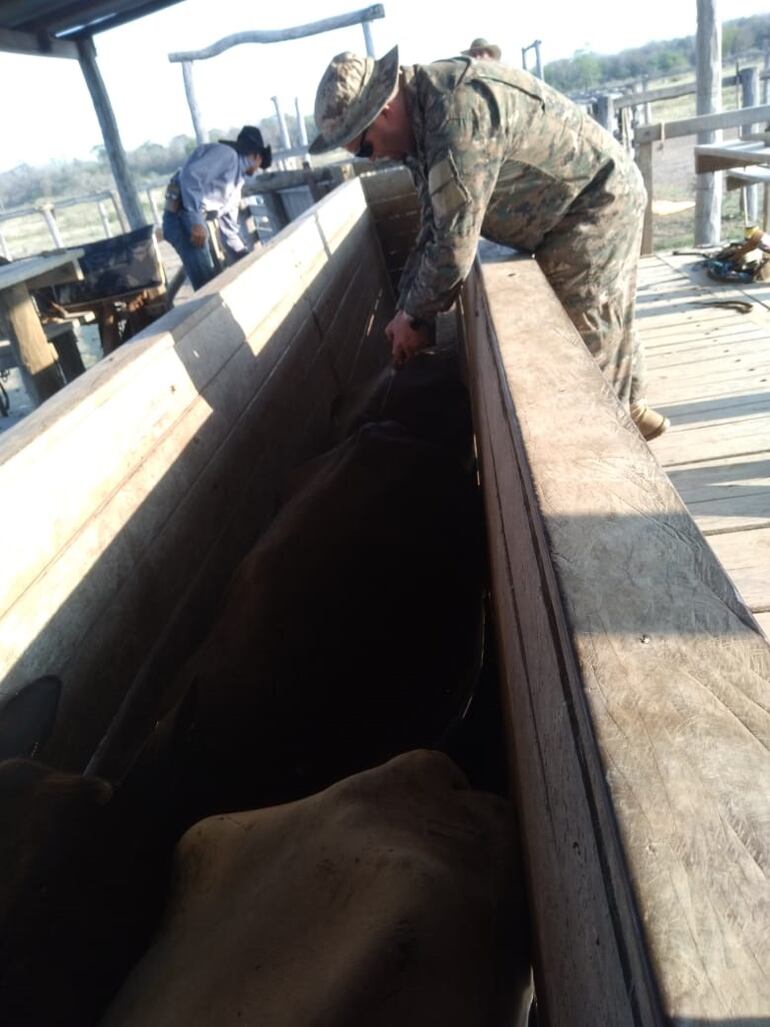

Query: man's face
[[245, 153, 262, 174], [345, 102, 412, 162]]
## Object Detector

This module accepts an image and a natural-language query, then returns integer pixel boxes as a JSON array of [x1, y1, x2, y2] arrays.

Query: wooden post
[[110, 191, 128, 234], [533, 40, 543, 80], [295, 98, 308, 147], [641, 75, 652, 125], [694, 0, 722, 246], [39, 203, 64, 248], [0, 229, 9, 261], [182, 60, 206, 146], [595, 94, 616, 136], [0, 284, 65, 404], [77, 36, 146, 231], [97, 200, 112, 237], [637, 139, 654, 254], [764, 51, 770, 104], [146, 188, 161, 227], [739, 65, 760, 225], [362, 18, 375, 57], [271, 96, 292, 149]]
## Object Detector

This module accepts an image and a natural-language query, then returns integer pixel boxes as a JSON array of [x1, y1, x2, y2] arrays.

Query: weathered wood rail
[[634, 102, 770, 253], [463, 251, 770, 1024]]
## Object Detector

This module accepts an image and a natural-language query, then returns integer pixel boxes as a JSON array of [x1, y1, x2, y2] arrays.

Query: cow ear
[[0, 676, 62, 761]]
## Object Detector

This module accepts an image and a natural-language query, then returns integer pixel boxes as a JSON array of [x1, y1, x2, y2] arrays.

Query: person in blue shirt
[[163, 125, 272, 290]]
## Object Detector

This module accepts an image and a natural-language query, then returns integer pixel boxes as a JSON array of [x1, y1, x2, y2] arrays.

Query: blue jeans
[[162, 210, 216, 291]]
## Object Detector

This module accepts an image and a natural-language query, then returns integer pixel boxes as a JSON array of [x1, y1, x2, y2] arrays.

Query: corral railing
[[633, 102, 770, 253]]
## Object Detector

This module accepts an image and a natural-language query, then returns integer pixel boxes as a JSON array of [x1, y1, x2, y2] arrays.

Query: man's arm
[[399, 134, 504, 320], [217, 206, 247, 257]]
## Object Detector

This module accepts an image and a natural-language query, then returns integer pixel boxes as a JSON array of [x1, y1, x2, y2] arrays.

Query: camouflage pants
[[483, 164, 647, 407]]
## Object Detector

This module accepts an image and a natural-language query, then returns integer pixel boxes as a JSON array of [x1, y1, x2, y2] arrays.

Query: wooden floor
[[639, 251, 770, 637]]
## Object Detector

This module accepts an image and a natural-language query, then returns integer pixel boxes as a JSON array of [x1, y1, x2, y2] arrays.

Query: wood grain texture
[[464, 254, 770, 1024], [0, 178, 396, 769]]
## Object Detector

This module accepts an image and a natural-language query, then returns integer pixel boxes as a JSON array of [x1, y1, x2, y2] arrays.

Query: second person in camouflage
[[310, 47, 668, 440]]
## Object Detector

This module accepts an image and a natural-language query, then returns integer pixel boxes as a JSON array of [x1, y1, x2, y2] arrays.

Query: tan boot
[[630, 402, 670, 441]]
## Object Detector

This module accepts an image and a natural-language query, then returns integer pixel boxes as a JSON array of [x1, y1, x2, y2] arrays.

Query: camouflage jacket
[[399, 58, 645, 319]]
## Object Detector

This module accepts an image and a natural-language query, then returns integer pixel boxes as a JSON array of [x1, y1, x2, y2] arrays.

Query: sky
[[1, 0, 768, 171]]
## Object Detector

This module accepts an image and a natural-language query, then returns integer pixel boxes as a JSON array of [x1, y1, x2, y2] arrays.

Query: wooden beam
[[636, 140, 654, 254], [0, 26, 77, 59], [463, 254, 770, 1024], [181, 60, 205, 146], [167, 6, 385, 62], [694, 0, 722, 246], [739, 66, 761, 225], [635, 104, 770, 145], [614, 75, 737, 110], [76, 36, 146, 232], [0, 282, 65, 405]]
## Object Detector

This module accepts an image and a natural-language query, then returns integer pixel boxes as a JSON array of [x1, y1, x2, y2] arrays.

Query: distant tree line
[[0, 113, 312, 213], [545, 12, 770, 93]]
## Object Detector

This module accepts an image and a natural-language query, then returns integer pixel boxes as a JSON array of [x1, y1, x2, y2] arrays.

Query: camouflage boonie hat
[[309, 45, 400, 155]]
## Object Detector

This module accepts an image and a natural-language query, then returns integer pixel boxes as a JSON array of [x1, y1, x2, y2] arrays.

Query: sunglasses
[[355, 127, 374, 159]]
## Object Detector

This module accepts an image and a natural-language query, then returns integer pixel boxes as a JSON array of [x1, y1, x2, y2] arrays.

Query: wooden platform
[[639, 251, 770, 637]]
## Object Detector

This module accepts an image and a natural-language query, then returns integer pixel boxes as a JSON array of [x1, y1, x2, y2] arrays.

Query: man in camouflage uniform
[[309, 47, 668, 440]]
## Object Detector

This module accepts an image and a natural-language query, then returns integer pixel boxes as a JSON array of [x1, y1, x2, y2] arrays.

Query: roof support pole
[[694, 0, 722, 245], [182, 60, 206, 146], [76, 35, 145, 231]]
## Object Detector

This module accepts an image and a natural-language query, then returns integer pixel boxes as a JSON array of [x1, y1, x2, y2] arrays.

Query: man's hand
[[190, 223, 208, 249], [385, 311, 431, 368]]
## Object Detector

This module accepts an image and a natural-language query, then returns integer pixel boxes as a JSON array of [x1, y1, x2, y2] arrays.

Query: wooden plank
[[0, 283, 64, 405], [695, 141, 770, 174], [644, 332, 769, 366], [726, 167, 770, 190], [465, 255, 770, 1023], [635, 104, 770, 144], [657, 392, 770, 426], [0, 177, 396, 768], [636, 140, 654, 254], [668, 453, 770, 503], [462, 272, 648, 1027], [708, 526, 770, 609], [0, 251, 83, 292], [690, 492, 770, 534]]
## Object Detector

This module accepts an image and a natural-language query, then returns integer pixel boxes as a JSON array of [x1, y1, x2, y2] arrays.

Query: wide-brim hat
[[309, 45, 400, 155], [218, 125, 272, 165], [462, 37, 501, 60]]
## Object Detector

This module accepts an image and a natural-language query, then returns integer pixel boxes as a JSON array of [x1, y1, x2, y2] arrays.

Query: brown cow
[[0, 685, 530, 1026], [101, 750, 531, 1027]]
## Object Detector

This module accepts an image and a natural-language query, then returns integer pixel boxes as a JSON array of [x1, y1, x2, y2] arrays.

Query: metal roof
[[0, 0, 184, 55]]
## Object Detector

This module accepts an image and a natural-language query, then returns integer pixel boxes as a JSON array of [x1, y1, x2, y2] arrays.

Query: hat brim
[[309, 45, 400, 156], [462, 45, 501, 60]]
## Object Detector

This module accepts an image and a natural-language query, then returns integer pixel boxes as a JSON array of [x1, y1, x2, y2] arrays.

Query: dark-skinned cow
[[120, 342, 484, 826], [153, 416, 485, 817]]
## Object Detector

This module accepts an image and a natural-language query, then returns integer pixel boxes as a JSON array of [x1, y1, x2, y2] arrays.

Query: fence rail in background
[[634, 103, 770, 253], [0, 189, 131, 259]]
